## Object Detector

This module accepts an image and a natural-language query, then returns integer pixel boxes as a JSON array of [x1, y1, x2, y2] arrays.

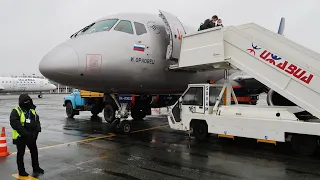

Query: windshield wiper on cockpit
[[70, 23, 95, 39]]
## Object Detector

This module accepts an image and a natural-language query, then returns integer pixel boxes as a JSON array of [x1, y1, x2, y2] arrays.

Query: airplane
[[38, 10, 286, 123], [0, 77, 57, 98]]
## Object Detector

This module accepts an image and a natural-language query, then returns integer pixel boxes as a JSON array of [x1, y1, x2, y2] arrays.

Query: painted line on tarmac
[[131, 124, 169, 133], [10, 125, 168, 179], [12, 174, 38, 180], [10, 133, 117, 155], [9, 124, 168, 155]]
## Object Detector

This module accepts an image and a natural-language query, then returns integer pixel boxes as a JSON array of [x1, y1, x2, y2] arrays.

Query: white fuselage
[[39, 12, 236, 95], [0, 77, 57, 93]]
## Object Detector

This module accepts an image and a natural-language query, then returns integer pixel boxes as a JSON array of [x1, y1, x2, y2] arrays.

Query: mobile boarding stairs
[[166, 23, 320, 155]]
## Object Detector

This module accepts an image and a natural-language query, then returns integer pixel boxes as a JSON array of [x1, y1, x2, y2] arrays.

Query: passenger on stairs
[[198, 19, 215, 31], [212, 15, 223, 27], [198, 15, 223, 31]]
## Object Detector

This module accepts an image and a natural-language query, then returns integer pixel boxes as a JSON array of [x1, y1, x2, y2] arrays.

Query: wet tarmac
[[1, 94, 320, 179]]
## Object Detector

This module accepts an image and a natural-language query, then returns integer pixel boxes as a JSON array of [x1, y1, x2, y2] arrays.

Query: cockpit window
[[134, 22, 147, 35], [82, 19, 119, 35], [114, 20, 134, 34], [71, 19, 119, 38]]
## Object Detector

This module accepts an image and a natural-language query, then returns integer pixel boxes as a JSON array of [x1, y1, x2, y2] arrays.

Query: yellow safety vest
[[12, 107, 36, 140]]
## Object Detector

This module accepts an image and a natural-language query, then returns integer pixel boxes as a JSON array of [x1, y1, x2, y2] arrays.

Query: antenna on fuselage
[[277, 17, 285, 35]]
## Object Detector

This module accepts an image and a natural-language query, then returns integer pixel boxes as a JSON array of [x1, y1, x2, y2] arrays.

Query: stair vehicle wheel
[[291, 134, 318, 156], [118, 120, 131, 134], [193, 121, 209, 141], [104, 104, 115, 123], [66, 102, 75, 118]]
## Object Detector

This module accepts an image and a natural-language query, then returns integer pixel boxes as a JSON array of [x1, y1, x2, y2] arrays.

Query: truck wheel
[[66, 102, 75, 118], [193, 121, 209, 141], [104, 104, 115, 123], [118, 120, 131, 135], [291, 134, 318, 156]]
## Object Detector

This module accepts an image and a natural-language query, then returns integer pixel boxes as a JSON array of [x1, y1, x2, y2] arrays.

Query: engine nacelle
[[266, 89, 296, 106]]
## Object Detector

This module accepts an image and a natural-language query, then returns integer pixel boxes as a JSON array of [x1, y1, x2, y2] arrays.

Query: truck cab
[[63, 89, 104, 118]]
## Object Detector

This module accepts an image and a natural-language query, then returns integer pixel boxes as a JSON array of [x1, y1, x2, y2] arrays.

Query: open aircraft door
[[159, 10, 186, 61]]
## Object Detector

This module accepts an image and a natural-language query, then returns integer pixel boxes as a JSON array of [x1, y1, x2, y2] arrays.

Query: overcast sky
[[0, 0, 319, 77]]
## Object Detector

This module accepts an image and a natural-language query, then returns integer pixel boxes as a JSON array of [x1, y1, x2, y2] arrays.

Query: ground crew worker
[[9, 93, 44, 177]]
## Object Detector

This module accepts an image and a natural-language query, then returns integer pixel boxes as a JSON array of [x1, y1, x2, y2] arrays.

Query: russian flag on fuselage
[[133, 44, 145, 52]]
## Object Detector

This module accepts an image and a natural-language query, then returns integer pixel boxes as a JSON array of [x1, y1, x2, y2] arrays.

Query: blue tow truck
[[63, 89, 105, 118]]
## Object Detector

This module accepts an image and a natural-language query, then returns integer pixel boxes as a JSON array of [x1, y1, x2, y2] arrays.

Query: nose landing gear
[[111, 119, 132, 135]]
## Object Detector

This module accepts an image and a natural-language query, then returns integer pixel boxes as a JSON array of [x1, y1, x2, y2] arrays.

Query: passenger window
[[80, 19, 119, 35], [182, 87, 203, 106], [114, 20, 134, 34], [134, 22, 147, 35]]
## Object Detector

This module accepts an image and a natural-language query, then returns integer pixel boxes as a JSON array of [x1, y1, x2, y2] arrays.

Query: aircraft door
[[40, 81, 43, 87], [159, 10, 186, 61], [12, 80, 17, 88]]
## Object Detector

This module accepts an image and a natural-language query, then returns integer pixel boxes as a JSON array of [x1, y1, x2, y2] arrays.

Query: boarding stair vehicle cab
[[63, 89, 104, 118], [160, 11, 320, 156]]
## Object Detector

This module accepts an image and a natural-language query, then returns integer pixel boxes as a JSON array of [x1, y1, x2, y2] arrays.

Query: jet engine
[[266, 89, 296, 106]]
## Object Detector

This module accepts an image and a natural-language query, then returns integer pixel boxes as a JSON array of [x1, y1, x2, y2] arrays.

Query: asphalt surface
[[1, 94, 320, 179]]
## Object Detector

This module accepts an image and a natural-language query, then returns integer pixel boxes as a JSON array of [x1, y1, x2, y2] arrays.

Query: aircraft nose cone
[[51, 84, 57, 90], [39, 44, 79, 78]]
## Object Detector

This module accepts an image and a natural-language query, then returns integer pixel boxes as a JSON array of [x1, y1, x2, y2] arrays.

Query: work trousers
[[15, 137, 40, 173]]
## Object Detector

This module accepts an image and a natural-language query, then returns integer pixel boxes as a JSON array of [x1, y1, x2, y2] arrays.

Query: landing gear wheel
[[38, 94, 42, 98], [104, 104, 115, 123], [66, 102, 75, 118], [193, 122, 209, 141], [291, 134, 318, 156], [118, 120, 131, 135]]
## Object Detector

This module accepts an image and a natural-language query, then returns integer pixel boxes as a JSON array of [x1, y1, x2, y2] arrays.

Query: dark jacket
[[10, 94, 41, 144], [198, 19, 215, 31]]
